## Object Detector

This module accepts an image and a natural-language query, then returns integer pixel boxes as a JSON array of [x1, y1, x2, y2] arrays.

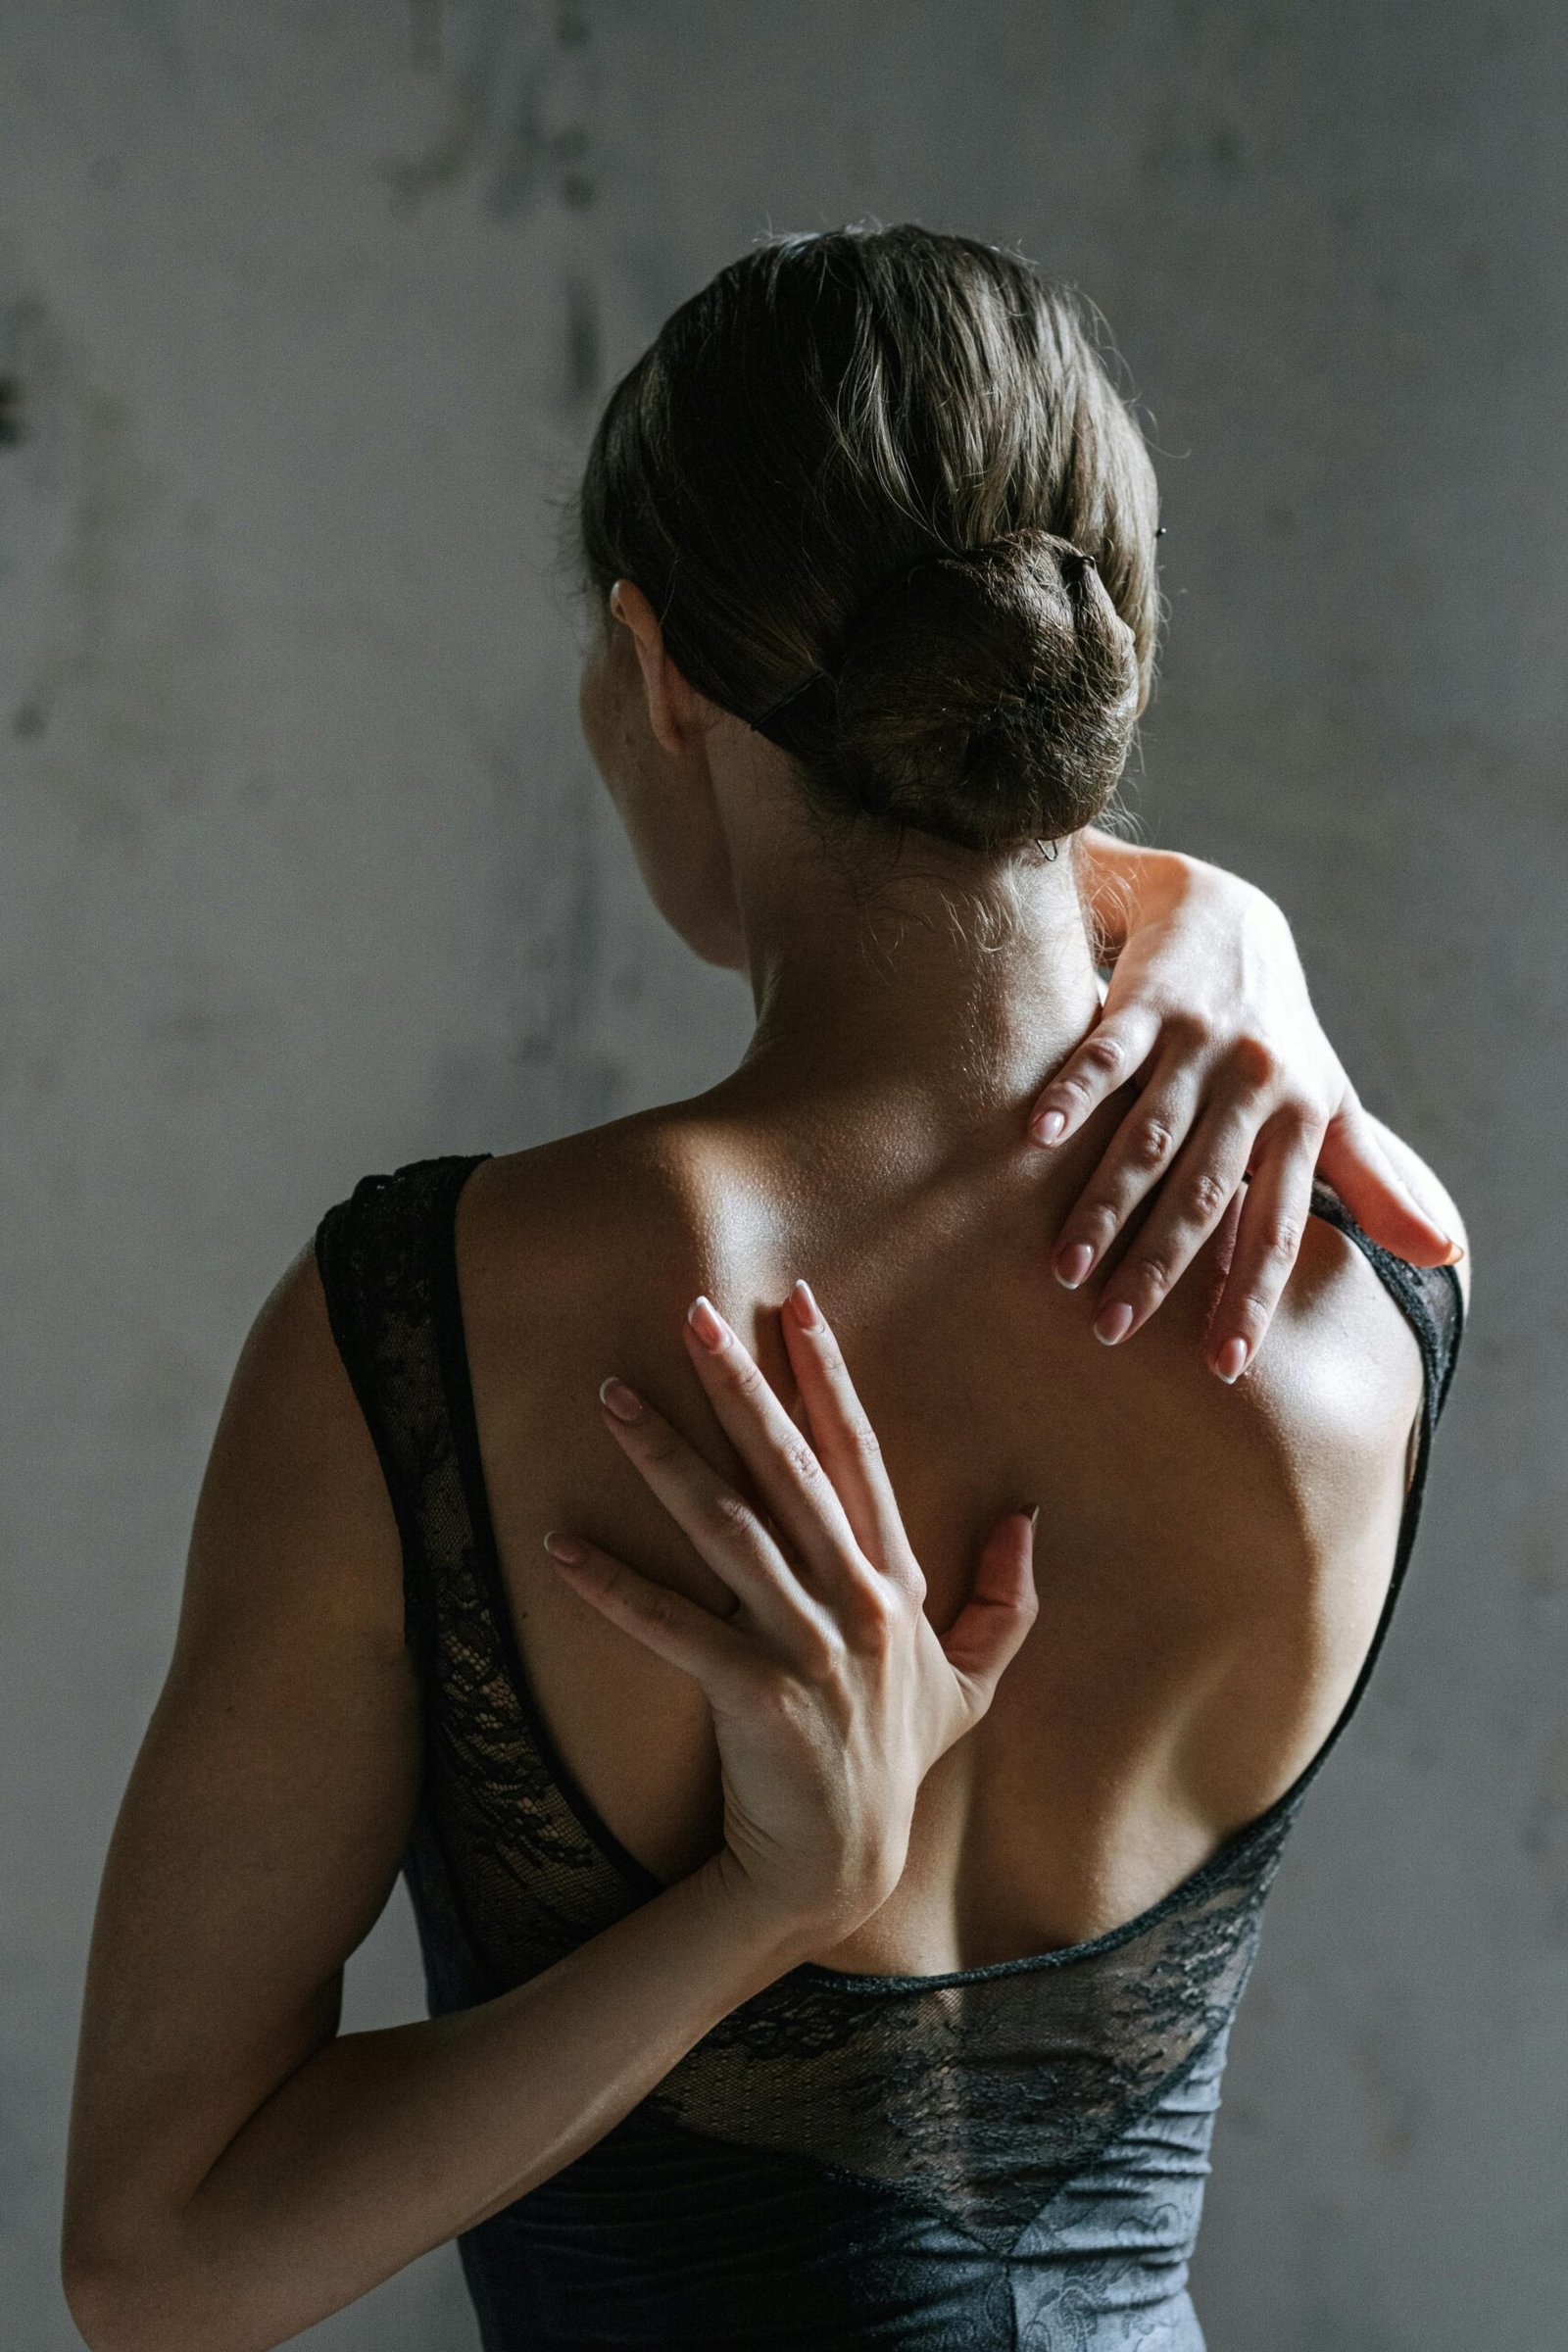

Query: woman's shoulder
[[463, 1102, 730, 1273], [1226, 1157, 1460, 1505], [308, 1109, 716, 1303], [448, 1106, 760, 1408]]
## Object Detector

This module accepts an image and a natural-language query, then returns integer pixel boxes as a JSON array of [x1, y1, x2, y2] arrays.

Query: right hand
[[1034, 843, 1463, 1381], [542, 1280, 1039, 1951]]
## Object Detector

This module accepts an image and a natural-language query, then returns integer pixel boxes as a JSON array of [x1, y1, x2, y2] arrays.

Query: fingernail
[[687, 1295, 729, 1352], [599, 1375, 644, 1421], [1093, 1300, 1135, 1347], [1030, 1107, 1067, 1146], [1214, 1337, 1249, 1384], [789, 1277, 823, 1330], [543, 1530, 586, 1565], [1442, 1241, 1466, 1265], [1055, 1242, 1095, 1290], [1027, 1502, 1041, 1529]]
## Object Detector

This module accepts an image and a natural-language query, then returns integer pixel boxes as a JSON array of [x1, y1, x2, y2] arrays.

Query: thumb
[[1317, 1102, 1461, 1268], [940, 1508, 1041, 1725]]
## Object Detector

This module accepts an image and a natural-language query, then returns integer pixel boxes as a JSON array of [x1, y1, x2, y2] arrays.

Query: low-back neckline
[[435, 1149, 1460, 1993]]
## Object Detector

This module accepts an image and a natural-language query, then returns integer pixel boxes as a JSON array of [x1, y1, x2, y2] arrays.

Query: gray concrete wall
[[3, 4, 1561, 2344]]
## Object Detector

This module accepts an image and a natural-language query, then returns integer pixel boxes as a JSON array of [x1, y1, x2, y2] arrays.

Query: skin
[[61, 581, 1471, 2351]]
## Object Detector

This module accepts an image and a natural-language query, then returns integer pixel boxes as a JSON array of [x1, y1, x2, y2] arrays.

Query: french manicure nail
[[1214, 1338, 1249, 1384], [1055, 1242, 1095, 1290], [687, 1295, 728, 1352], [599, 1375, 644, 1421], [789, 1277, 823, 1330], [1093, 1300, 1135, 1347], [543, 1530, 586, 1564], [1031, 1107, 1067, 1146]]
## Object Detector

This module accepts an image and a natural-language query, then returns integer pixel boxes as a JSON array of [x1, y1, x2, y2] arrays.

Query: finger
[[680, 1299, 878, 1618], [1049, 1057, 1207, 1292], [1086, 1091, 1270, 1345], [938, 1510, 1041, 1733], [595, 1377, 830, 1655], [1316, 1102, 1462, 1267], [1027, 1003, 1163, 1147], [777, 1280, 908, 1577], [1203, 1114, 1322, 1380], [543, 1531, 758, 1700]]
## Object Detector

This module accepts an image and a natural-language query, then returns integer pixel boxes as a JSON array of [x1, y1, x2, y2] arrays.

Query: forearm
[[73, 1857, 803, 2352]]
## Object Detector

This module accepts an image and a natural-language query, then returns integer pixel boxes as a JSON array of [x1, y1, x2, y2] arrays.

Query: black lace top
[[315, 1155, 1463, 2352]]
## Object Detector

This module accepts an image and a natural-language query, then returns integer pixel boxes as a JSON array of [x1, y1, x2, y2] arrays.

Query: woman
[[64, 226, 1466, 2350]]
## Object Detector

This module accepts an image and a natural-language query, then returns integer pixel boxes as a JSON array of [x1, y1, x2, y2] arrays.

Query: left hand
[[1027, 838, 1463, 1383], [550, 1287, 1039, 1947]]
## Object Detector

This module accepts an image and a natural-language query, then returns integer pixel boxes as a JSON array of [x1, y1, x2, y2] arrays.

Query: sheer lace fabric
[[315, 1154, 1462, 2350]]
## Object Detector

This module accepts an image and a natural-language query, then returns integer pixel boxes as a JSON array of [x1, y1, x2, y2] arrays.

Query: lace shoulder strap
[[313, 1153, 490, 1671], [1247, 1179, 1468, 1806]]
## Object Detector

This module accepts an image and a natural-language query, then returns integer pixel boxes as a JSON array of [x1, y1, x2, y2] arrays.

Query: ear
[[609, 579, 708, 758]]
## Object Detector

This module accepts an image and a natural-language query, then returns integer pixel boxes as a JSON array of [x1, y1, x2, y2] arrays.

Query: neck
[[718, 834, 1103, 1145]]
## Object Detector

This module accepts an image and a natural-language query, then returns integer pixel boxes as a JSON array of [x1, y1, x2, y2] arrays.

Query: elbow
[[61, 2245, 156, 2352], [61, 2234, 247, 2352]]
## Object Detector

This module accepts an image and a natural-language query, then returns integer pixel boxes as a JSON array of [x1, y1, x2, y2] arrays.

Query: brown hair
[[576, 224, 1160, 855]]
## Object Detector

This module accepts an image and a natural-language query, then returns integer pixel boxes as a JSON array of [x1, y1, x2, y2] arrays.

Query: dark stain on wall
[[384, 0, 603, 223], [1, 278, 222, 837], [560, 273, 602, 413]]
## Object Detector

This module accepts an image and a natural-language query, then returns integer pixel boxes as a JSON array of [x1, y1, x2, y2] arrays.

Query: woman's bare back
[[457, 1083, 1425, 1979]]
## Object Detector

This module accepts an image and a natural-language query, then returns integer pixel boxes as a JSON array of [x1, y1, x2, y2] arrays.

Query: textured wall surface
[[3, 5, 1563, 2345]]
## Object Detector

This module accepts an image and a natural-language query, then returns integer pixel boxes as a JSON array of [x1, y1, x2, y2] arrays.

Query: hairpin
[[749, 671, 831, 735]]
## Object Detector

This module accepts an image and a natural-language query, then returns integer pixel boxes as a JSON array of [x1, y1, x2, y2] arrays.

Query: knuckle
[[843, 1414, 883, 1465], [709, 1488, 759, 1541], [1161, 1008, 1210, 1056], [1260, 1217, 1302, 1265], [791, 1625, 840, 1681], [1080, 1032, 1126, 1077], [1133, 1118, 1176, 1169], [1230, 1035, 1281, 1092], [1277, 1103, 1324, 1147], [639, 1583, 684, 1634], [846, 1590, 896, 1651], [720, 1350, 763, 1399], [1187, 1170, 1231, 1224], [752, 1671, 797, 1722], [1132, 1253, 1174, 1301], [638, 1420, 682, 1467], [1055, 1067, 1099, 1107], [781, 1438, 822, 1489]]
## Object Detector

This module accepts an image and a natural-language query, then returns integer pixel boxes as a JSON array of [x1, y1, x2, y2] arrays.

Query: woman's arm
[[1030, 831, 1464, 1380], [60, 1258, 788, 2352], [64, 1262, 1033, 2352]]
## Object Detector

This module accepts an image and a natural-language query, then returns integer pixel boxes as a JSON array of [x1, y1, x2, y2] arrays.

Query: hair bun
[[830, 529, 1139, 853]]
